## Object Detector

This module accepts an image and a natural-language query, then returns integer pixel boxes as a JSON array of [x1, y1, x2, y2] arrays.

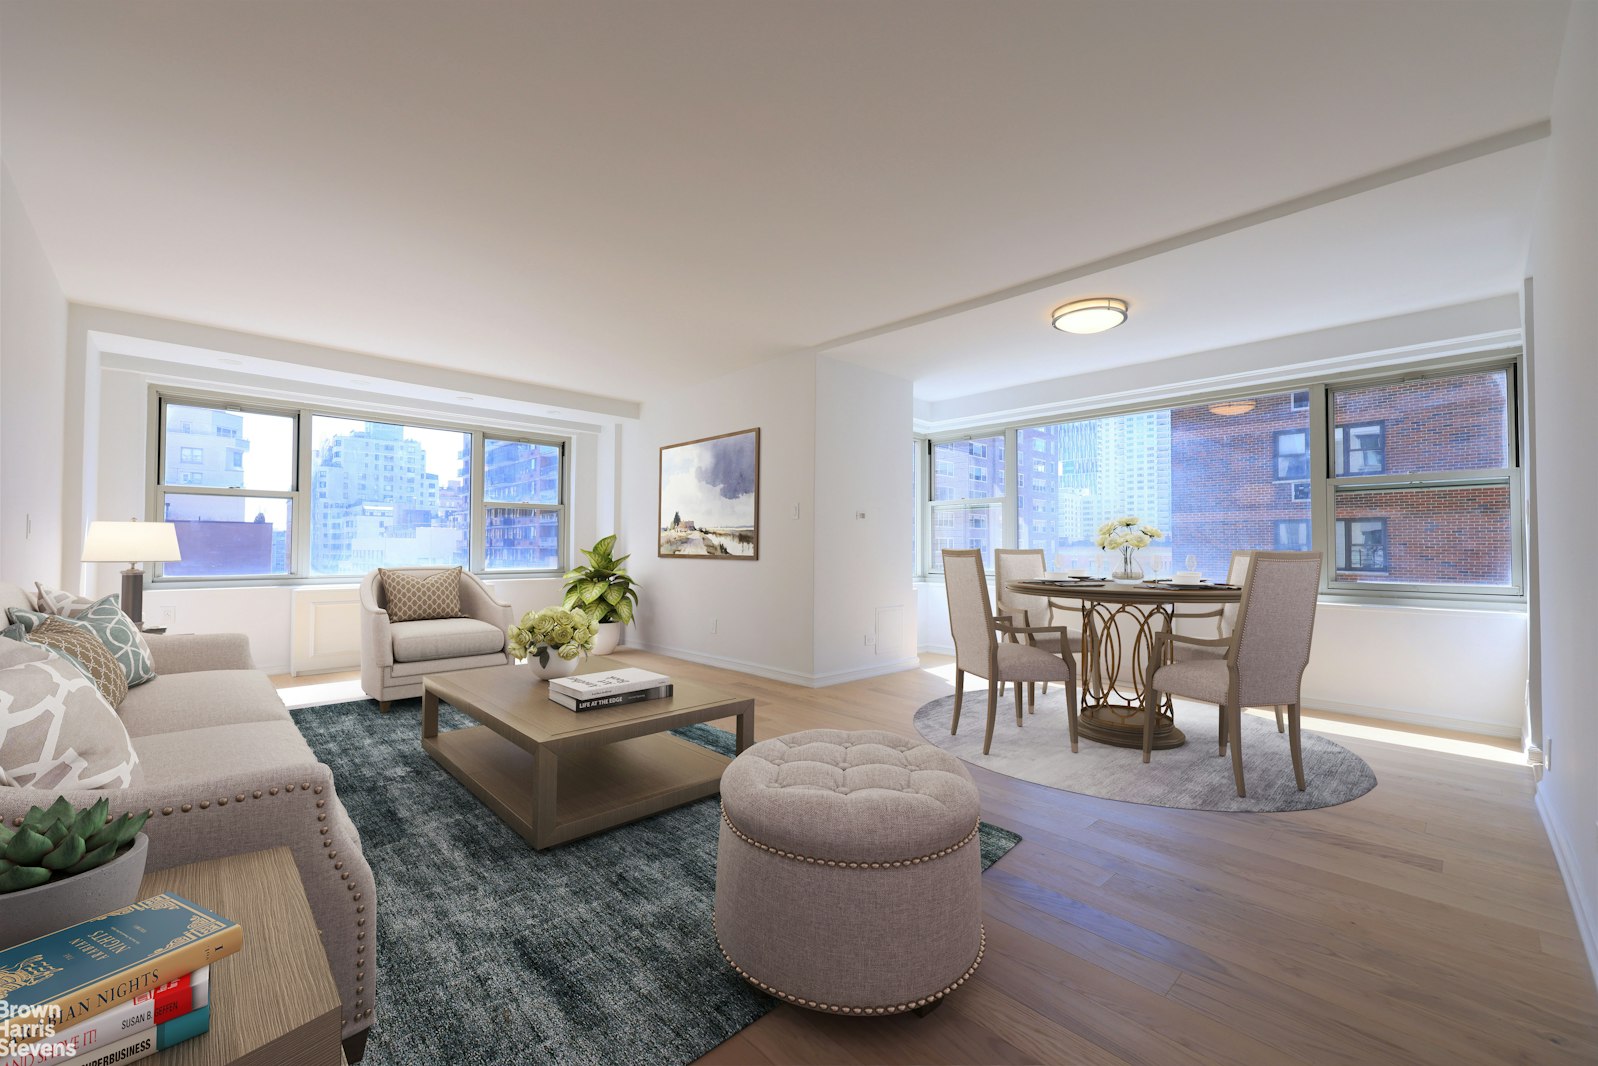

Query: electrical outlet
[[791, 503, 801, 520], [156, 605, 177, 628], [709, 617, 718, 635], [863, 634, 875, 646]]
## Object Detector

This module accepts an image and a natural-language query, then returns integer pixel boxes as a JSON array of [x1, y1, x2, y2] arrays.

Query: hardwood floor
[[277, 654, 1596, 1065]]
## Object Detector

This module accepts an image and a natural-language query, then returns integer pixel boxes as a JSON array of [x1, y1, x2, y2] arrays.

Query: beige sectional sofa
[[0, 582, 377, 1063]]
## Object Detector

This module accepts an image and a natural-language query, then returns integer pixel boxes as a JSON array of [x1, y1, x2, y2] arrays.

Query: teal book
[[0, 893, 241, 1041], [157, 1003, 211, 1049]]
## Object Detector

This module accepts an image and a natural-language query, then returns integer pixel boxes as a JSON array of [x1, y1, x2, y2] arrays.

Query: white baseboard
[[918, 642, 955, 656], [1302, 696, 1520, 738], [1535, 787, 1598, 994], [625, 641, 918, 689]]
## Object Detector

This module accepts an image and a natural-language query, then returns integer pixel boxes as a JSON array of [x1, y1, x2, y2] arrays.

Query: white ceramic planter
[[0, 833, 149, 950], [592, 622, 624, 656], [524, 653, 581, 681]]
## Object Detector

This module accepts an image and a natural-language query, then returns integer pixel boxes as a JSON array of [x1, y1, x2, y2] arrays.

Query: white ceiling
[[0, 1, 1571, 405]]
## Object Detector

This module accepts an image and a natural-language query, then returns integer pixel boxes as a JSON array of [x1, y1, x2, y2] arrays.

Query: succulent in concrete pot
[[0, 796, 150, 949]]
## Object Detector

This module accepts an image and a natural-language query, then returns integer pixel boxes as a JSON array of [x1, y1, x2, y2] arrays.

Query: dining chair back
[[1230, 551, 1324, 709], [942, 549, 998, 677]]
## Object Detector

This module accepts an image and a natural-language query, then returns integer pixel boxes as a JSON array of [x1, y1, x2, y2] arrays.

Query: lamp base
[[120, 566, 145, 626]]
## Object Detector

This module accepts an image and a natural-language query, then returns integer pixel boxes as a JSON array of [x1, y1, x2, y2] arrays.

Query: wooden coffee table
[[421, 657, 755, 849]]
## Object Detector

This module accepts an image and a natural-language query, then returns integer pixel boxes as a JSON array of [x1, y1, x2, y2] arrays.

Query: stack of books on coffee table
[[548, 668, 673, 711]]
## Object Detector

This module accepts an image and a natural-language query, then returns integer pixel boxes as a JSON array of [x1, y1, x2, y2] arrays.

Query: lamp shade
[[82, 521, 182, 564]]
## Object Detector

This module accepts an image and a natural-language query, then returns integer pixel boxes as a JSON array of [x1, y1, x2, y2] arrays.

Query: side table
[[138, 847, 344, 1066]]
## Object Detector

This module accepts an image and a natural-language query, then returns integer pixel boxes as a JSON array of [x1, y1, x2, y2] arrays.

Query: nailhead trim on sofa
[[11, 780, 374, 1034], [716, 923, 985, 1015], [719, 805, 979, 868]]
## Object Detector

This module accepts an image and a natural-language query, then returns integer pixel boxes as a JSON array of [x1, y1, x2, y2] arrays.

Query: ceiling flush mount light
[[1051, 297, 1128, 334], [1208, 399, 1257, 416]]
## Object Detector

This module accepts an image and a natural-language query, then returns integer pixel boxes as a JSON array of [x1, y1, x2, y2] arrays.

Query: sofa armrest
[[1, 762, 376, 1045], [144, 632, 255, 674], [358, 589, 393, 668]]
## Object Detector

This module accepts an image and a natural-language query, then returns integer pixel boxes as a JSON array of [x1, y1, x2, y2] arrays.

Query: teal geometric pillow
[[7, 595, 155, 687]]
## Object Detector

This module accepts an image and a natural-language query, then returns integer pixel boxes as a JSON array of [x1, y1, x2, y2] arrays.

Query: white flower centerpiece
[[508, 606, 599, 680], [1095, 516, 1165, 583]]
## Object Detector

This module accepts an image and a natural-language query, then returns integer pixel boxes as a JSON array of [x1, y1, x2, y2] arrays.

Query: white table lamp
[[82, 519, 181, 626]]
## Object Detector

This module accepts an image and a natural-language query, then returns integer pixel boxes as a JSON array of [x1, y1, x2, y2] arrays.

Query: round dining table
[[1005, 579, 1243, 750]]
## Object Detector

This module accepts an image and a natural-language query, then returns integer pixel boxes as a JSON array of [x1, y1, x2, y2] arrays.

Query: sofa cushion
[[0, 640, 140, 789], [21, 616, 130, 708], [118, 669, 291, 739], [390, 617, 505, 662], [380, 567, 464, 623], [132, 720, 316, 781], [0, 583, 35, 619], [11, 595, 155, 688]]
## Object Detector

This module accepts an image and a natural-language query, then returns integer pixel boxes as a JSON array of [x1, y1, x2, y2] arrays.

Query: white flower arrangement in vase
[[1094, 515, 1165, 582], [508, 606, 599, 680]]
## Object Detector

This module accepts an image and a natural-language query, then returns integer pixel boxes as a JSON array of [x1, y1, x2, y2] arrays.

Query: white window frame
[[148, 388, 569, 586]]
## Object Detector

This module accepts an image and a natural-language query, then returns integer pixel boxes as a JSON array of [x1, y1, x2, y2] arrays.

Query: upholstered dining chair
[[1142, 551, 1323, 797], [992, 548, 1084, 709], [942, 549, 1079, 756], [1171, 550, 1285, 732]]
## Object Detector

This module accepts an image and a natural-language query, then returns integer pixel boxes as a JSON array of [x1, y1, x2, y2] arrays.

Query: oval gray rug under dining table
[[912, 688, 1377, 813]]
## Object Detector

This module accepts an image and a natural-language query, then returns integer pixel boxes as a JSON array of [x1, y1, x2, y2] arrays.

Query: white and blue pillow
[[7, 595, 155, 687]]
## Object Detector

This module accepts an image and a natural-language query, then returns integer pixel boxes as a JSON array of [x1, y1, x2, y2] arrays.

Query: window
[[928, 436, 1004, 570], [159, 403, 297, 577], [482, 439, 564, 571], [916, 359, 1521, 600], [1273, 429, 1309, 481], [1275, 519, 1310, 551], [1334, 423, 1386, 475], [1327, 368, 1517, 591], [308, 416, 471, 575], [1336, 518, 1388, 573], [153, 395, 566, 581]]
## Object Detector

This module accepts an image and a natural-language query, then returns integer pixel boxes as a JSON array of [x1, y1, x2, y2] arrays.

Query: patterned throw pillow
[[0, 639, 139, 789], [33, 583, 102, 617], [9, 595, 155, 688], [380, 567, 465, 623], [21, 617, 130, 709]]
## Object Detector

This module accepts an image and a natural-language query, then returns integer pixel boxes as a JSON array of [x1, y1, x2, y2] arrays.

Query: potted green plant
[[508, 606, 599, 680], [562, 534, 638, 656], [0, 797, 150, 949]]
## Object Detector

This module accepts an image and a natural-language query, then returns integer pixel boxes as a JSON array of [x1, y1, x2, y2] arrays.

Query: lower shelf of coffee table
[[423, 725, 730, 848]]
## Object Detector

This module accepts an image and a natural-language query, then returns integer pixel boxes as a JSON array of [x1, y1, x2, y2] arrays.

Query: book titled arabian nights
[[0, 894, 241, 1042]]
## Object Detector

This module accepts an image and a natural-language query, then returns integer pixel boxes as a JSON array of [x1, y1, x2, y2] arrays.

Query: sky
[[238, 411, 467, 486]]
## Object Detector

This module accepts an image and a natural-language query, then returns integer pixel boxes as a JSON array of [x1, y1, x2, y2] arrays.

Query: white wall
[[624, 355, 819, 683], [1526, 3, 1598, 985], [0, 164, 68, 585], [812, 357, 917, 681]]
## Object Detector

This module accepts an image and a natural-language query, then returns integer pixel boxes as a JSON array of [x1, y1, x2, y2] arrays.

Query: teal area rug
[[291, 698, 1021, 1066]]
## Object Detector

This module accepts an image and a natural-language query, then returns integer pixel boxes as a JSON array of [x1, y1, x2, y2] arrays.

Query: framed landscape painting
[[659, 427, 760, 559]]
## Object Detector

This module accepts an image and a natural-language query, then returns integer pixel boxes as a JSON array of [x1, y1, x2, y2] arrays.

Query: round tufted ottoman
[[714, 728, 984, 1015]]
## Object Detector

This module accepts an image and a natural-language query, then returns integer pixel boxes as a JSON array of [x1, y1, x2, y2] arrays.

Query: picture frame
[[658, 427, 760, 560]]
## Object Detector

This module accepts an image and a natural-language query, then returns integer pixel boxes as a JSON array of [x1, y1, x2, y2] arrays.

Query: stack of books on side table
[[548, 668, 673, 711], [0, 893, 241, 1066]]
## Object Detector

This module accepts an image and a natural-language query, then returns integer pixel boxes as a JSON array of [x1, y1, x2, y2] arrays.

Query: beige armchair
[[1144, 551, 1323, 796], [359, 567, 513, 709], [1171, 550, 1285, 731], [942, 550, 1079, 756]]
